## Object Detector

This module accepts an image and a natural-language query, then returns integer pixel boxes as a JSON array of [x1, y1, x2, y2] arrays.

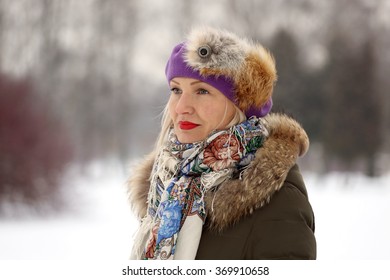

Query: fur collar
[[127, 113, 309, 232]]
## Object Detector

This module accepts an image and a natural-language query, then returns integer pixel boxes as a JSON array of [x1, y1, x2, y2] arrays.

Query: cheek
[[201, 104, 225, 126], [168, 98, 177, 119], [201, 105, 217, 119], [226, 103, 236, 122], [202, 102, 223, 116]]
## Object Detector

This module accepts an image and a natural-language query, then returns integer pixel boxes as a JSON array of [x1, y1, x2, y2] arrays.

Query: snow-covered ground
[[305, 172, 390, 259], [0, 160, 389, 260]]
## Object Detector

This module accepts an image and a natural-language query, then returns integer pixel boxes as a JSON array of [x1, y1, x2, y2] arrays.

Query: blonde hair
[[153, 103, 246, 152]]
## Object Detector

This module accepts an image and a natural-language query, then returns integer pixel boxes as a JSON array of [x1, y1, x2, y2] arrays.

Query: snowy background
[[1, 159, 389, 260], [1, 0, 390, 261]]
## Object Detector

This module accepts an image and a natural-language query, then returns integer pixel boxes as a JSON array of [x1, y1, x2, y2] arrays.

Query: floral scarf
[[131, 117, 268, 260]]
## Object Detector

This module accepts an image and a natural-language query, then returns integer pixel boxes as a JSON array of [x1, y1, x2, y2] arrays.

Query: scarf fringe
[[130, 215, 153, 260]]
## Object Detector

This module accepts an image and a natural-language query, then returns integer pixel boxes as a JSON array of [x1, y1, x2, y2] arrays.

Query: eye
[[197, 88, 209, 95], [170, 87, 182, 94]]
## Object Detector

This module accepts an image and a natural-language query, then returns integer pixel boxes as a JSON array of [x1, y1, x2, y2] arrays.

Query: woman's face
[[168, 77, 236, 143]]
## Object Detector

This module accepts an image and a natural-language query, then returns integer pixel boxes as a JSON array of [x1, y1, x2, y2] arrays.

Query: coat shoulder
[[197, 165, 316, 259], [252, 165, 314, 223], [245, 166, 316, 259], [197, 165, 317, 260]]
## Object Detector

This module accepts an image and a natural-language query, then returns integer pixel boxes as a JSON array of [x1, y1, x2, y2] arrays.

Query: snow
[[0, 161, 389, 260], [0, 160, 137, 260], [305, 172, 390, 259]]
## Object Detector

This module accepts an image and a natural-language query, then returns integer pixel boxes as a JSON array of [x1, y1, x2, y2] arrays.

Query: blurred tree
[[323, 35, 383, 176], [271, 29, 304, 113], [1, 0, 389, 176], [0, 2, 3, 65], [270, 29, 325, 142], [28, 0, 138, 165], [0, 74, 73, 212]]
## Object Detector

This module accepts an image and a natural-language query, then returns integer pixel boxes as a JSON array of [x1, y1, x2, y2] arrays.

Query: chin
[[174, 126, 207, 143], [176, 133, 203, 144], [177, 136, 197, 144]]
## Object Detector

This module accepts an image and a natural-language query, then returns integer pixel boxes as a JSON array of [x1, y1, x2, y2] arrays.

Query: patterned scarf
[[131, 117, 268, 260]]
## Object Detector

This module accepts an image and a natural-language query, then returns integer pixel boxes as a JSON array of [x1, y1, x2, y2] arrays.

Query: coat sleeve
[[247, 165, 316, 260]]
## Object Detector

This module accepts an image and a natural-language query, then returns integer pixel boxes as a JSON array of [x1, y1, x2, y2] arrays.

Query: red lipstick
[[179, 121, 199, 130]]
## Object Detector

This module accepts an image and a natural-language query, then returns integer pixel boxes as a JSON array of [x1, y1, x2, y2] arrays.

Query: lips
[[179, 121, 200, 130]]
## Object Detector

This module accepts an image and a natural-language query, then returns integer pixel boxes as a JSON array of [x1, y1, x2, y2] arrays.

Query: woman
[[128, 27, 316, 260]]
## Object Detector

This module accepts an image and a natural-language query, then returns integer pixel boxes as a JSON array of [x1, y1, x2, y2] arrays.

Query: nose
[[175, 92, 194, 115]]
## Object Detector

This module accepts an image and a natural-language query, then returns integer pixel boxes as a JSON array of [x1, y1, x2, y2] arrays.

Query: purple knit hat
[[165, 42, 272, 118]]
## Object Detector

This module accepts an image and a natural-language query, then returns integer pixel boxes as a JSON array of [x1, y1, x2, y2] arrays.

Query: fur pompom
[[184, 27, 277, 110], [185, 26, 248, 76]]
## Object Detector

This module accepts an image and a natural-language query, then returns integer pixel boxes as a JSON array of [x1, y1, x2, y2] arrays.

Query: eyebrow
[[170, 80, 180, 85], [190, 80, 203, 85], [170, 79, 205, 86]]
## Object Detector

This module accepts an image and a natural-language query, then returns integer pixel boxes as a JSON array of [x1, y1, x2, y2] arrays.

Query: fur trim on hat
[[184, 27, 277, 112]]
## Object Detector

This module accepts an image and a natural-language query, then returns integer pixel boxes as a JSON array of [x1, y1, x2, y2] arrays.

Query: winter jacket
[[128, 113, 316, 260]]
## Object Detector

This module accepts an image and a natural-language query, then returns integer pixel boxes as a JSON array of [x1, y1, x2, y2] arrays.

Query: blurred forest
[[1, 0, 390, 211]]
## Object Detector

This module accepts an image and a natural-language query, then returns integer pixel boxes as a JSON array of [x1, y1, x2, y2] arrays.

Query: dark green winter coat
[[128, 113, 316, 260], [196, 164, 316, 259]]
